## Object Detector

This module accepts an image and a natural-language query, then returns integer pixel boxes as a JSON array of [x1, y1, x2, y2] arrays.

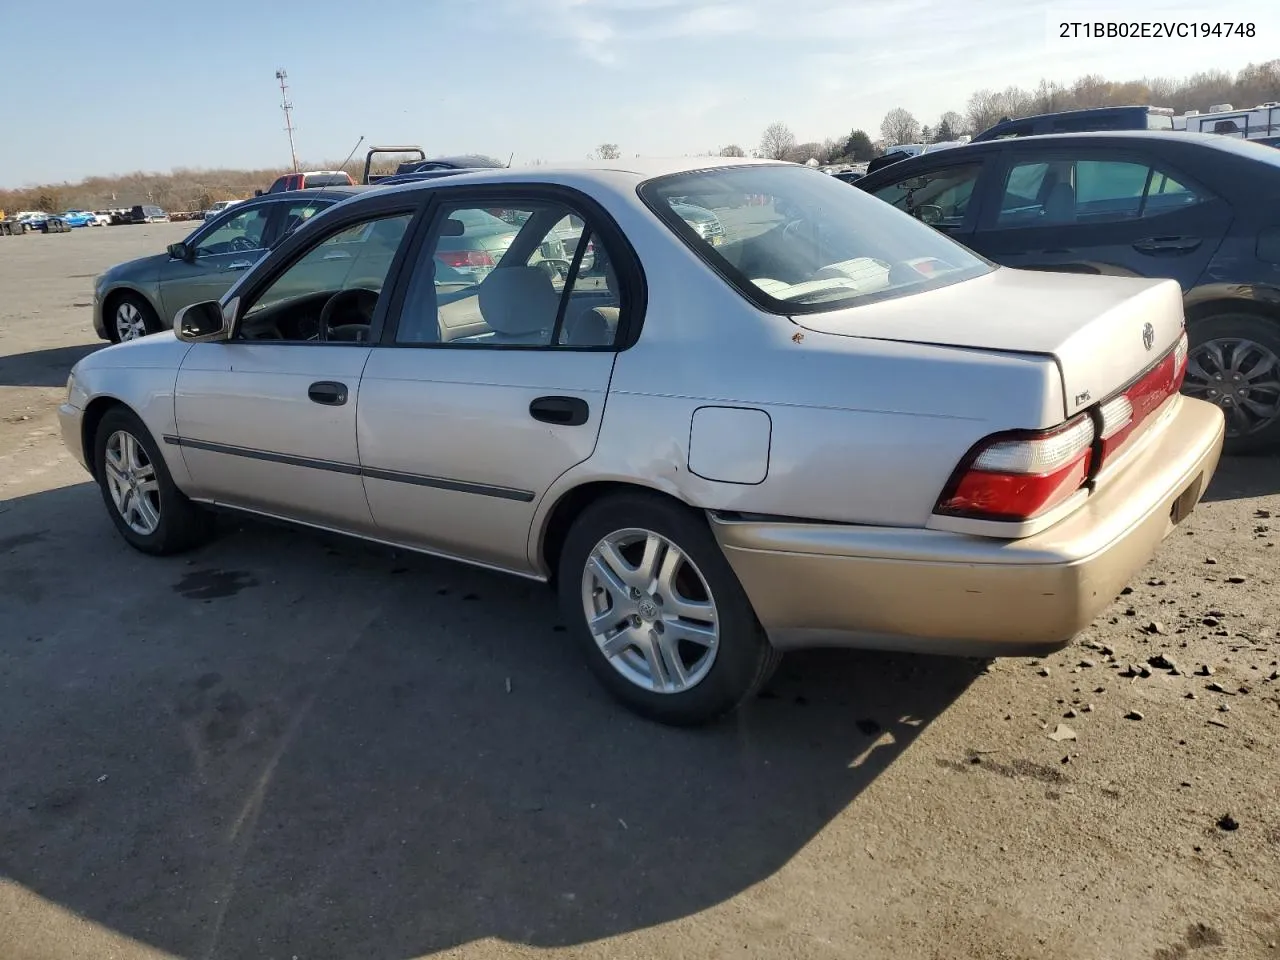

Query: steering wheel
[[535, 258, 573, 281], [318, 288, 379, 342], [229, 235, 258, 252]]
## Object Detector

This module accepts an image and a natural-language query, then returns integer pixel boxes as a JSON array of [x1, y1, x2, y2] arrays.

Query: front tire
[[1184, 313, 1280, 454], [110, 293, 159, 342], [557, 492, 780, 726], [93, 408, 213, 555]]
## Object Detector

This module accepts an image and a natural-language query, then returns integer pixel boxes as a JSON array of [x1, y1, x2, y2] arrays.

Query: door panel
[[357, 350, 615, 572], [174, 343, 375, 531], [971, 152, 1234, 290]]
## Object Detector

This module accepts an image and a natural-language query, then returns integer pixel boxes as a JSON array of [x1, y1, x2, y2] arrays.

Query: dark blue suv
[[857, 131, 1280, 452]]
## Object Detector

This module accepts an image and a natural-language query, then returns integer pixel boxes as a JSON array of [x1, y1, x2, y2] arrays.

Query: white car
[[203, 200, 242, 219], [59, 158, 1224, 725]]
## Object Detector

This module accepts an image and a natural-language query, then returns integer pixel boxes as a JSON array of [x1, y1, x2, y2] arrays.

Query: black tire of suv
[[1187, 313, 1280, 454]]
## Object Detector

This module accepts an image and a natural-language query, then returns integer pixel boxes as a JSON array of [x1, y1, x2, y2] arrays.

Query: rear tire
[[556, 491, 780, 726], [1184, 313, 1280, 454], [93, 407, 214, 556]]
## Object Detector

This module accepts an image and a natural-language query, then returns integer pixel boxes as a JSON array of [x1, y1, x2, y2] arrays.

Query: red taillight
[[1097, 330, 1188, 462], [435, 250, 494, 269], [936, 415, 1095, 522]]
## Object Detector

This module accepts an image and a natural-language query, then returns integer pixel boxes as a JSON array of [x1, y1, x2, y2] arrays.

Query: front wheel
[[93, 408, 214, 555], [557, 492, 780, 726], [110, 293, 159, 342], [1184, 313, 1280, 454]]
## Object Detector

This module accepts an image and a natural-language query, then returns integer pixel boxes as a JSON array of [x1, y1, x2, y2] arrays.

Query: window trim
[[638, 164, 995, 317], [978, 147, 1217, 231], [224, 193, 427, 347], [378, 182, 647, 352]]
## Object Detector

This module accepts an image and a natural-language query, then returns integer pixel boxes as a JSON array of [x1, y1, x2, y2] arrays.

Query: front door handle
[[1133, 236, 1202, 254], [529, 395, 589, 426], [226, 260, 254, 271], [308, 381, 348, 406]]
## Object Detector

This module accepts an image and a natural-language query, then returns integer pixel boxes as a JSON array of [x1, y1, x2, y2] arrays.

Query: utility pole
[[276, 68, 299, 173]]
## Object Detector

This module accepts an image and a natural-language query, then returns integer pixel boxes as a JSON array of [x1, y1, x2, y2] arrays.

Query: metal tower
[[276, 69, 299, 173]]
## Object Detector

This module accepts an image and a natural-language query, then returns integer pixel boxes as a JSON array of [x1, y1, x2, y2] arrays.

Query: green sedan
[[93, 188, 361, 342]]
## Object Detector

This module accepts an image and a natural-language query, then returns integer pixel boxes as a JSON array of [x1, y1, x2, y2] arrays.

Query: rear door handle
[[1133, 236, 1202, 254], [529, 395, 589, 426], [308, 381, 348, 406]]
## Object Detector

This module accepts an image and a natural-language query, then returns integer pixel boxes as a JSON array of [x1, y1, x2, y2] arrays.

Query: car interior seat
[[477, 265, 559, 344], [1042, 182, 1078, 223]]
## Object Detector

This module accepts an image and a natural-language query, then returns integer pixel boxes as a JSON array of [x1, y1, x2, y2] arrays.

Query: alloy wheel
[[104, 430, 161, 535], [580, 528, 719, 694], [1184, 337, 1280, 438], [115, 301, 148, 341]]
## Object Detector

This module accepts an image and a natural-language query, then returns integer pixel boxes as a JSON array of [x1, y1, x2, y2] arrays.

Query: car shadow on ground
[[0, 343, 103, 387], [0, 483, 981, 959], [1202, 452, 1280, 503]]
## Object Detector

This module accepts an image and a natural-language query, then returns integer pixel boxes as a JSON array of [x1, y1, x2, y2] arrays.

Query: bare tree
[[934, 111, 965, 141], [880, 107, 921, 146], [593, 143, 621, 160], [1034, 79, 1067, 113], [965, 89, 1005, 137], [719, 144, 746, 157], [759, 122, 797, 160], [789, 141, 824, 163]]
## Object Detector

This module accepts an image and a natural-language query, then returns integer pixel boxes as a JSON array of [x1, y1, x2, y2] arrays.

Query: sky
[[1, 0, 1277, 186]]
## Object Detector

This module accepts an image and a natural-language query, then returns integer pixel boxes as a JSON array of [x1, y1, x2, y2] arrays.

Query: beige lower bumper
[[713, 396, 1226, 657]]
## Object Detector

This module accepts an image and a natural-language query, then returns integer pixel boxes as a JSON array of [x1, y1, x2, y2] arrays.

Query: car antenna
[[507, 152, 514, 168], [340, 135, 366, 174]]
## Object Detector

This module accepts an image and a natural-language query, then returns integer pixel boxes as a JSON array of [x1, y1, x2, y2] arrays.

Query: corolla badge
[[1142, 322, 1155, 351]]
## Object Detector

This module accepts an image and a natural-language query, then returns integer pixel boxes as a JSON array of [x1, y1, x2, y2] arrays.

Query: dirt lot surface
[[2, 226, 1279, 960]]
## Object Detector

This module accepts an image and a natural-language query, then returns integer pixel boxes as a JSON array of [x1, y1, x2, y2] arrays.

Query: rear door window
[[993, 155, 1209, 227]]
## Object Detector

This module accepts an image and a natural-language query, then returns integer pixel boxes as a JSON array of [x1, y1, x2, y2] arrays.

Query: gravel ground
[[1, 225, 1278, 960]]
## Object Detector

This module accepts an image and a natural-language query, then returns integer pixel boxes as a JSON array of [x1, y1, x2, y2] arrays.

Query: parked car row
[[67, 155, 1224, 726]]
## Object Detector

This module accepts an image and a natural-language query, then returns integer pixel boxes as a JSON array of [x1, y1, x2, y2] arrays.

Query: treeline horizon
[[4, 59, 1279, 213]]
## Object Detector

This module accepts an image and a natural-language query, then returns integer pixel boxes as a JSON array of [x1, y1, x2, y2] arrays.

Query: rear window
[[303, 173, 351, 187], [640, 164, 992, 314]]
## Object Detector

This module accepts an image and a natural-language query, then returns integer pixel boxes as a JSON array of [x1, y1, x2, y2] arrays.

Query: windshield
[[640, 164, 992, 313]]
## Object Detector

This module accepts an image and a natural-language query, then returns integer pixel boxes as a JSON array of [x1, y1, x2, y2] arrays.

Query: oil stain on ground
[[172, 569, 259, 600], [0, 530, 47, 553]]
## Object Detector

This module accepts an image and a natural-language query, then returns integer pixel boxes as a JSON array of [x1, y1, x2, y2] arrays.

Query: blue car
[[61, 210, 95, 228]]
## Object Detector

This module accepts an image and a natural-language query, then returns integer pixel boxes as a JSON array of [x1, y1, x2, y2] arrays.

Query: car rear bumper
[[712, 396, 1225, 657]]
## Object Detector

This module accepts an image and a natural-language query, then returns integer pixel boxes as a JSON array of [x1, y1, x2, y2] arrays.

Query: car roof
[[860, 130, 1280, 178], [367, 156, 779, 197]]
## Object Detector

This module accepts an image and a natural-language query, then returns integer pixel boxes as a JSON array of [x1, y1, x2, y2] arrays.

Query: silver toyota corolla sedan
[[59, 157, 1226, 725]]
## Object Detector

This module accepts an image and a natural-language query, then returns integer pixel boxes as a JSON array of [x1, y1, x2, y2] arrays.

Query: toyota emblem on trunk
[[1142, 322, 1155, 351]]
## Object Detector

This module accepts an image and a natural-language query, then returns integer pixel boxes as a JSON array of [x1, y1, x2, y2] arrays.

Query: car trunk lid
[[791, 267, 1186, 422]]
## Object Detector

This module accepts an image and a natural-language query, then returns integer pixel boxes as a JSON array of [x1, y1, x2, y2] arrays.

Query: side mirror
[[915, 204, 944, 226], [174, 300, 231, 343], [167, 241, 194, 261]]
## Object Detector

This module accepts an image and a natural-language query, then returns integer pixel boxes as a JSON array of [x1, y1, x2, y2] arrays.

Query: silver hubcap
[[581, 528, 719, 694], [115, 301, 147, 341], [1184, 337, 1280, 438], [104, 430, 161, 535]]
